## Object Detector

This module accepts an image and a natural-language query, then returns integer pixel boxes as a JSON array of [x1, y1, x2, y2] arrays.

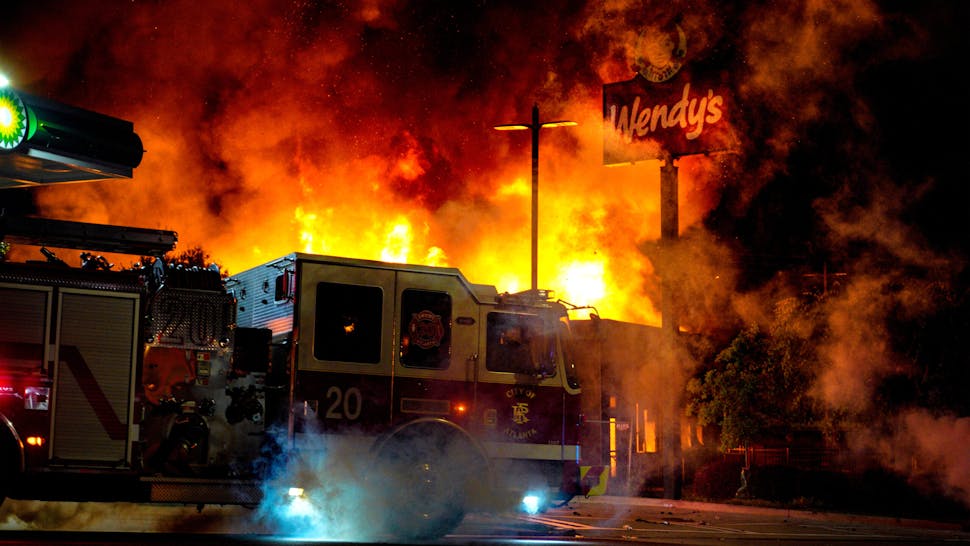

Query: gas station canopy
[[0, 87, 144, 188]]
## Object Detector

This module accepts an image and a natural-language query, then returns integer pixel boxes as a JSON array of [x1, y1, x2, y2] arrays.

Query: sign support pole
[[660, 153, 683, 499], [530, 104, 540, 291]]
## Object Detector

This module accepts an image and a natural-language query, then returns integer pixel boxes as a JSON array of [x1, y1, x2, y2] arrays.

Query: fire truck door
[[51, 289, 138, 465], [296, 261, 396, 432]]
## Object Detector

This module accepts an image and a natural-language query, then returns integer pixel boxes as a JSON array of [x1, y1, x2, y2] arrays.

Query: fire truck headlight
[[284, 487, 315, 518], [521, 492, 544, 515]]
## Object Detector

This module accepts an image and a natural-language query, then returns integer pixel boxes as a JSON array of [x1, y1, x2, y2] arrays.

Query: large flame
[[1, 1, 753, 327]]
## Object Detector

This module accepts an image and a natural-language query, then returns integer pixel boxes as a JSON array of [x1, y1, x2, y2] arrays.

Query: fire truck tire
[[0, 427, 21, 503], [374, 420, 488, 540]]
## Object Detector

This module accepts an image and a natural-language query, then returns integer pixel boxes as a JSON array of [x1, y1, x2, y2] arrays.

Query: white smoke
[[252, 428, 384, 542]]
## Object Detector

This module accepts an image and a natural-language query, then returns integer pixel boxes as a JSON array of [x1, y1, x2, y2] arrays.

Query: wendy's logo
[[634, 23, 687, 83]]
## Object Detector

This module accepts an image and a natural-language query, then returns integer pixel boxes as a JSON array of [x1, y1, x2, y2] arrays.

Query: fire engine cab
[[231, 253, 584, 536]]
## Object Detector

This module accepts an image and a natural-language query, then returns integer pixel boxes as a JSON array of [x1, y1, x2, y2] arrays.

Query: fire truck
[[232, 252, 590, 536], [0, 218, 598, 538]]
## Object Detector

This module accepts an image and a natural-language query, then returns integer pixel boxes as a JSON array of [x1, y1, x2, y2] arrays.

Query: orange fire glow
[[6, 2, 738, 328]]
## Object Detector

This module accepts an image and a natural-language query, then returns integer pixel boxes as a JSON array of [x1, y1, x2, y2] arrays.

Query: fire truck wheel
[[0, 429, 19, 502], [374, 421, 486, 540]]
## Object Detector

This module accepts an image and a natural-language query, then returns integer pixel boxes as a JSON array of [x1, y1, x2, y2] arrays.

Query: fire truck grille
[[143, 477, 263, 505], [146, 288, 236, 349]]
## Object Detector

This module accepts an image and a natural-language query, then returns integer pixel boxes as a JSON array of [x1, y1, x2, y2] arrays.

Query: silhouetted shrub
[[747, 464, 799, 502], [692, 459, 743, 500]]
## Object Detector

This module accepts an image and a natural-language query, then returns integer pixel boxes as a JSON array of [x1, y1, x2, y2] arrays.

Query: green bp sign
[[0, 87, 34, 151], [0, 86, 144, 188]]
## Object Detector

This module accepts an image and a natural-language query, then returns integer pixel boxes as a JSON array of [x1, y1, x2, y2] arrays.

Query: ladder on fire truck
[[0, 212, 177, 256]]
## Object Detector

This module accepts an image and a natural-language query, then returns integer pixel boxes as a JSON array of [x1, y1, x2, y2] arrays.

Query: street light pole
[[529, 104, 540, 292], [495, 103, 577, 291]]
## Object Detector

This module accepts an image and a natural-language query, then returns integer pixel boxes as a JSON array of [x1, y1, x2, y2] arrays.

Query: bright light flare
[[557, 261, 606, 307], [541, 120, 578, 128], [285, 495, 314, 518], [0, 74, 9, 87], [521, 494, 542, 515], [26, 436, 45, 447]]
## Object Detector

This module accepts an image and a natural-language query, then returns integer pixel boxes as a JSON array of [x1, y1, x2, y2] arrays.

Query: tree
[[686, 296, 823, 452], [139, 245, 226, 276]]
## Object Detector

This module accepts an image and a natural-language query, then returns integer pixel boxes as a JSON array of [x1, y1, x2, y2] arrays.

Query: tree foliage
[[140, 245, 226, 276], [686, 296, 824, 451]]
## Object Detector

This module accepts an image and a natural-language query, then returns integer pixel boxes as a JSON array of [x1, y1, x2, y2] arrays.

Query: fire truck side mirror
[[274, 271, 295, 302]]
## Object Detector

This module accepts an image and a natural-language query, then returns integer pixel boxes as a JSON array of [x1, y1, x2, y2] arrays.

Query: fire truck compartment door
[[0, 284, 52, 372], [52, 289, 138, 465]]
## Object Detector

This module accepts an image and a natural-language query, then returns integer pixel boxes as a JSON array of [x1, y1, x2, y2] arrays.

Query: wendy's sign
[[603, 23, 738, 164]]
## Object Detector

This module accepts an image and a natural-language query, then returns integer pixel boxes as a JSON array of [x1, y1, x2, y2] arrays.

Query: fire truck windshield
[[559, 318, 580, 390], [485, 312, 556, 377]]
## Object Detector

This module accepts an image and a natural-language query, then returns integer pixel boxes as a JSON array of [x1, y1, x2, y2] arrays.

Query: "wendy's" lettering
[[607, 82, 724, 142]]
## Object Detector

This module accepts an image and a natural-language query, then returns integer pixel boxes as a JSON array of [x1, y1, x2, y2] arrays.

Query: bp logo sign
[[0, 88, 31, 151]]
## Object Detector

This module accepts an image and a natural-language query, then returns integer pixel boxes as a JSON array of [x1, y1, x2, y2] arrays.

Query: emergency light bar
[[0, 87, 144, 188]]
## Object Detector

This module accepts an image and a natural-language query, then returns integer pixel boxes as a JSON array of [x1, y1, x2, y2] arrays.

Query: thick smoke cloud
[[0, 499, 264, 533]]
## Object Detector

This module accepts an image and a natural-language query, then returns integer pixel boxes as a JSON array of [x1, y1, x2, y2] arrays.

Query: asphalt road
[[0, 496, 967, 545], [505, 496, 970, 545]]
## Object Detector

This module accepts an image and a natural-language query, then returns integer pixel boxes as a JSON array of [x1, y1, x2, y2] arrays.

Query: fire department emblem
[[511, 402, 530, 425], [504, 387, 538, 440], [409, 309, 444, 349], [634, 23, 687, 83]]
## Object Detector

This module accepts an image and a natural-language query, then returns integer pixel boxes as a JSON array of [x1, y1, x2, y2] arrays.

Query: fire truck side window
[[485, 312, 556, 375], [400, 289, 451, 369], [313, 282, 382, 364]]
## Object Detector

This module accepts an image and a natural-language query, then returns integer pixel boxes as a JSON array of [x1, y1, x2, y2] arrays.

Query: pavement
[[571, 494, 970, 532]]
